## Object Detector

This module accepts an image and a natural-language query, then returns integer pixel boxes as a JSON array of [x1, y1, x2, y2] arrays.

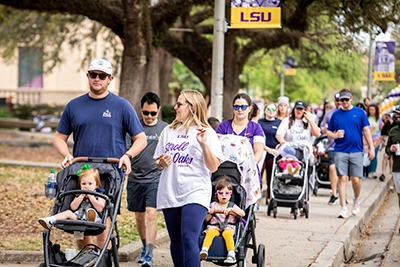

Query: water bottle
[[45, 170, 57, 198]]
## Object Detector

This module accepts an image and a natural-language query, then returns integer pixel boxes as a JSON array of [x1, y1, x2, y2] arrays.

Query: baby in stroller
[[38, 165, 105, 230], [200, 176, 245, 264], [277, 145, 302, 175]]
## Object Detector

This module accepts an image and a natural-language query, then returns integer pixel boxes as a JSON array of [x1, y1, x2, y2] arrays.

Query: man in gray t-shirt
[[126, 92, 168, 266], [320, 92, 341, 205]]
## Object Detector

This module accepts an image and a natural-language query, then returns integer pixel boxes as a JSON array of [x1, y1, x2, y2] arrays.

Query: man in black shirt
[[380, 112, 398, 181]]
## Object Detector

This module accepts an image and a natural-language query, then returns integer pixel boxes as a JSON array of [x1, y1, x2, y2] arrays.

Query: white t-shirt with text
[[154, 125, 223, 210], [276, 117, 313, 152]]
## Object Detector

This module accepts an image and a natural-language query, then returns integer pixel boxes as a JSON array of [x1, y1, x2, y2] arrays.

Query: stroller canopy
[[217, 134, 261, 208]]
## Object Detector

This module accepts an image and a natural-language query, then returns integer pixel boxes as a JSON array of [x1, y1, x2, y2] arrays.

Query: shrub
[[12, 104, 64, 120]]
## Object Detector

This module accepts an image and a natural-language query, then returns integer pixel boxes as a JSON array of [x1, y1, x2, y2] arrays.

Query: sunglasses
[[88, 71, 109, 80], [339, 98, 350, 102], [175, 102, 187, 108], [142, 110, 158, 116], [267, 107, 277, 111], [217, 190, 232, 196], [233, 105, 248, 111]]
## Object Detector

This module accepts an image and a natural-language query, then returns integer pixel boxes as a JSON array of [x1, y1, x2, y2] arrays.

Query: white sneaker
[[87, 208, 96, 222], [224, 254, 236, 264], [352, 199, 360, 215], [338, 207, 348, 219], [200, 248, 208, 260], [38, 217, 52, 230]]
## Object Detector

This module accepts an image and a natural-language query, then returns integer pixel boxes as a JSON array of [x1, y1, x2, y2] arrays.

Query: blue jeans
[[162, 204, 208, 267]]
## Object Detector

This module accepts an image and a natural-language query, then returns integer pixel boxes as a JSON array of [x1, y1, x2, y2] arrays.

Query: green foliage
[[161, 105, 176, 124], [13, 103, 64, 120], [169, 58, 205, 94], [0, 106, 14, 118], [243, 47, 367, 104]]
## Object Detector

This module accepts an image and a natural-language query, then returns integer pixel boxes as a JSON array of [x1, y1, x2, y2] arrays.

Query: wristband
[[156, 161, 164, 170], [124, 153, 133, 160]]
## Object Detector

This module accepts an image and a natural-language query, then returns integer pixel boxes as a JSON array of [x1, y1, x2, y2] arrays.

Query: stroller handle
[[213, 210, 239, 217], [71, 157, 120, 164]]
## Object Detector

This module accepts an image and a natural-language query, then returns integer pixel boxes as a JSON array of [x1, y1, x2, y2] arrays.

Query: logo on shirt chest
[[103, 109, 111, 118]]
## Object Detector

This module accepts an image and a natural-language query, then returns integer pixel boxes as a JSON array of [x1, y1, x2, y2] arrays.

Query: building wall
[[0, 37, 120, 106]]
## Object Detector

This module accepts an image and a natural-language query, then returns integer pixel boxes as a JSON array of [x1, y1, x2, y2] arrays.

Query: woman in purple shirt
[[216, 93, 265, 164]]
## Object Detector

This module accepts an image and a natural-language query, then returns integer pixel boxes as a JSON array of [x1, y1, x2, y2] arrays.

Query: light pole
[[367, 33, 374, 99], [210, 0, 226, 122]]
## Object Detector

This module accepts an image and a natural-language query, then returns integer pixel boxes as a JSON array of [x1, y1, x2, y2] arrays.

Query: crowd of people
[[38, 58, 400, 267]]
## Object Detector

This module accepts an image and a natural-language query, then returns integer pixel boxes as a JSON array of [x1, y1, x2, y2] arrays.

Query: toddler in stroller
[[200, 176, 245, 264], [277, 145, 302, 176], [38, 164, 105, 230], [40, 158, 123, 267]]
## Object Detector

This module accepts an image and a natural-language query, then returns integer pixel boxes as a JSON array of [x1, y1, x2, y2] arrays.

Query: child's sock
[[227, 250, 235, 257], [49, 216, 57, 224], [202, 247, 209, 252]]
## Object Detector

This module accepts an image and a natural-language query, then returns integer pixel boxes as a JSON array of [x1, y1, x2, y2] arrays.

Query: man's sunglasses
[[216, 190, 232, 196], [88, 71, 109, 80], [267, 107, 277, 111], [142, 110, 158, 116], [233, 105, 248, 111], [339, 98, 350, 102]]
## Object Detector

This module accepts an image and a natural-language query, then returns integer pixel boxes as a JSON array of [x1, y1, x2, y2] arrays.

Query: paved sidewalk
[[0, 151, 392, 266]]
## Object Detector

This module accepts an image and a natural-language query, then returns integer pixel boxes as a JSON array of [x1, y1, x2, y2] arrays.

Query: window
[[18, 47, 43, 88]]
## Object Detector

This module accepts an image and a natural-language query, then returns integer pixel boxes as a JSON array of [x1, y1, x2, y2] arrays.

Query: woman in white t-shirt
[[276, 100, 320, 153], [153, 90, 223, 267], [276, 100, 320, 215]]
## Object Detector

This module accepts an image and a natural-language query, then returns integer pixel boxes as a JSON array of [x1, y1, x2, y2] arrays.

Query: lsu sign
[[231, 0, 281, 29], [374, 72, 395, 81]]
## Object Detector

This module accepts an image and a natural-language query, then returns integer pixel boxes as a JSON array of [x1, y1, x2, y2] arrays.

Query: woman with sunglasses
[[216, 93, 265, 165], [153, 90, 223, 267], [258, 103, 281, 204]]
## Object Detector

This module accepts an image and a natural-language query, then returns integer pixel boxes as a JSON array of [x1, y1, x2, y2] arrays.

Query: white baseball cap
[[88, 59, 113, 75]]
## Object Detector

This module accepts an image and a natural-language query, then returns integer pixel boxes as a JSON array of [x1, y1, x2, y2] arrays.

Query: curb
[[0, 229, 170, 263], [310, 179, 391, 267]]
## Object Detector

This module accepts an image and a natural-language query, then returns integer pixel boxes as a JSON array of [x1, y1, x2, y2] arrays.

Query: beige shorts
[[392, 172, 400, 194]]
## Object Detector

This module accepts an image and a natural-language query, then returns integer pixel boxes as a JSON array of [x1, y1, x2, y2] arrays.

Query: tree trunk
[[222, 30, 241, 120]]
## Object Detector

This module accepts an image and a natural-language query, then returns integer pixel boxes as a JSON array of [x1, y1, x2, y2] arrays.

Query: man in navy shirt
[[327, 89, 374, 219], [54, 59, 147, 249]]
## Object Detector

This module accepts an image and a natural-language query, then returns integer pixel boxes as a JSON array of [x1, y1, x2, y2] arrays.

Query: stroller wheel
[[273, 207, 277, 218], [293, 209, 297, 220], [237, 260, 245, 267], [267, 201, 272, 216], [257, 244, 265, 267]]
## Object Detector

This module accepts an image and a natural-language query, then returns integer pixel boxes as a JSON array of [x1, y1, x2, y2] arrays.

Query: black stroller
[[313, 134, 331, 196], [40, 157, 123, 267], [198, 161, 265, 267], [267, 143, 310, 220]]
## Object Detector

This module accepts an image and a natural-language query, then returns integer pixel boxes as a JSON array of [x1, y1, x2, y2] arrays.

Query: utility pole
[[210, 0, 226, 121], [280, 61, 285, 97], [367, 33, 374, 99]]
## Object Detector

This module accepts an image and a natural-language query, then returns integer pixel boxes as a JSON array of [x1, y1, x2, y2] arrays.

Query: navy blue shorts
[[127, 181, 158, 212], [328, 150, 335, 165]]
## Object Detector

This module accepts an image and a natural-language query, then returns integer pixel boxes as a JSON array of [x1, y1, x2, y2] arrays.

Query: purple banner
[[232, 0, 281, 7], [374, 41, 395, 72]]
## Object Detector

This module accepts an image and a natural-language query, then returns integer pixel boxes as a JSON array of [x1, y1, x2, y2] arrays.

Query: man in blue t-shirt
[[54, 59, 147, 250], [327, 89, 374, 219]]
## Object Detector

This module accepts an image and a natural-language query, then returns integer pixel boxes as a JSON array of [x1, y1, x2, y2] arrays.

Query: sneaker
[[137, 247, 147, 263], [141, 253, 153, 267], [352, 199, 360, 215], [224, 254, 236, 264], [293, 165, 301, 175], [328, 195, 338, 205], [38, 217, 52, 230], [86, 208, 96, 222], [200, 248, 208, 260], [379, 174, 385, 182], [338, 207, 348, 219]]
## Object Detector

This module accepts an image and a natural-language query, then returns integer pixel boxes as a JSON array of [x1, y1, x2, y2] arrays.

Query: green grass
[[0, 106, 15, 118]]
